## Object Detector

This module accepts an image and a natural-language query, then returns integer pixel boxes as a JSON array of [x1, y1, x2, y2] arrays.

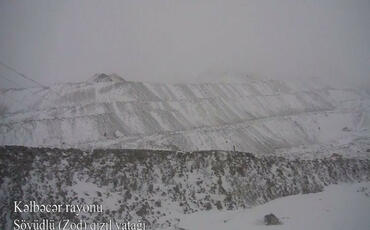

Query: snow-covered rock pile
[[1, 146, 369, 229]]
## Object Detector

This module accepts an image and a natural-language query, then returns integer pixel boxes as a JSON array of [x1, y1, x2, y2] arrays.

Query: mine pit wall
[[0, 146, 369, 229]]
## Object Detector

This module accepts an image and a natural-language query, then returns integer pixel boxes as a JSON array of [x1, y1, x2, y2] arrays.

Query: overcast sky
[[0, 0, 369, 88]]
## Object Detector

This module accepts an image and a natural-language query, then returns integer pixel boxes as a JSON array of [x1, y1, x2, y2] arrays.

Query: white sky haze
[[0, 0, 369, 88]]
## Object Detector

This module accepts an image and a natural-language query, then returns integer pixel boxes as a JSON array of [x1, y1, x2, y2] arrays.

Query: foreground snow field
[[178, 182, 370, 230]]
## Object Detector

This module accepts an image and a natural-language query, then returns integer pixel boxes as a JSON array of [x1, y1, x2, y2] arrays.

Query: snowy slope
[[0, 74, 369, 156], [178, 182, 370, 230]]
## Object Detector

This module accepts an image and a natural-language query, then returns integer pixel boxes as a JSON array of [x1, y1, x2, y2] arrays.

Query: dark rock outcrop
[[264, 213, 281, 225], [0, 146, 369, 229]]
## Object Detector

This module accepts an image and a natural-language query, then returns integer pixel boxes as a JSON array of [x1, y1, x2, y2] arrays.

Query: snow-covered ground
[[177, 182, 370, 230]]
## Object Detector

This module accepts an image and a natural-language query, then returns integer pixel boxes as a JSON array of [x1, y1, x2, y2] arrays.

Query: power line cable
[[0, 73, 20, 87], [0, 74, 32, 112], [0, 61, 48, 89], [0, 60, 84, 123], [0, 61, 66, 97]]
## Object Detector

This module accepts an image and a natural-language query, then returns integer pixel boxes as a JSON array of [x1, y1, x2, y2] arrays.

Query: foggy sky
[[0, 0, 369, 89]]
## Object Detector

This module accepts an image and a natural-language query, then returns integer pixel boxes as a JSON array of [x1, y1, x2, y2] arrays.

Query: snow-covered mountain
[[1, 74, 369, 157]]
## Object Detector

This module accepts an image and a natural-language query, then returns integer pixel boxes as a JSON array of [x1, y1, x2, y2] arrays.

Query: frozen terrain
[[1, 74, 369, 158], [178, 182, 370, 230]]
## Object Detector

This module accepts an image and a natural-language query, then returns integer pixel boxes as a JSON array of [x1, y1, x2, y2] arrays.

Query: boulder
[[264, 213, 282, 225]]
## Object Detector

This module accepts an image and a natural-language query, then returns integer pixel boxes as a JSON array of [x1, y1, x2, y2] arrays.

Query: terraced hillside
[[0, 74, 369, 156]]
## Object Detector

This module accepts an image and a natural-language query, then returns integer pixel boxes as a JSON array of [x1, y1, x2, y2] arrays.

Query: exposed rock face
[[90, 73, 127, 83], [1, 146, 369, 229], [264, 213, 281, 225], [0, 77, 369, 157]]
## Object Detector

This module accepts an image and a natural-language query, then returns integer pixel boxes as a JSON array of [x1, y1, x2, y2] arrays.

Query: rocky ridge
[[1, 146, 369, 229]]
